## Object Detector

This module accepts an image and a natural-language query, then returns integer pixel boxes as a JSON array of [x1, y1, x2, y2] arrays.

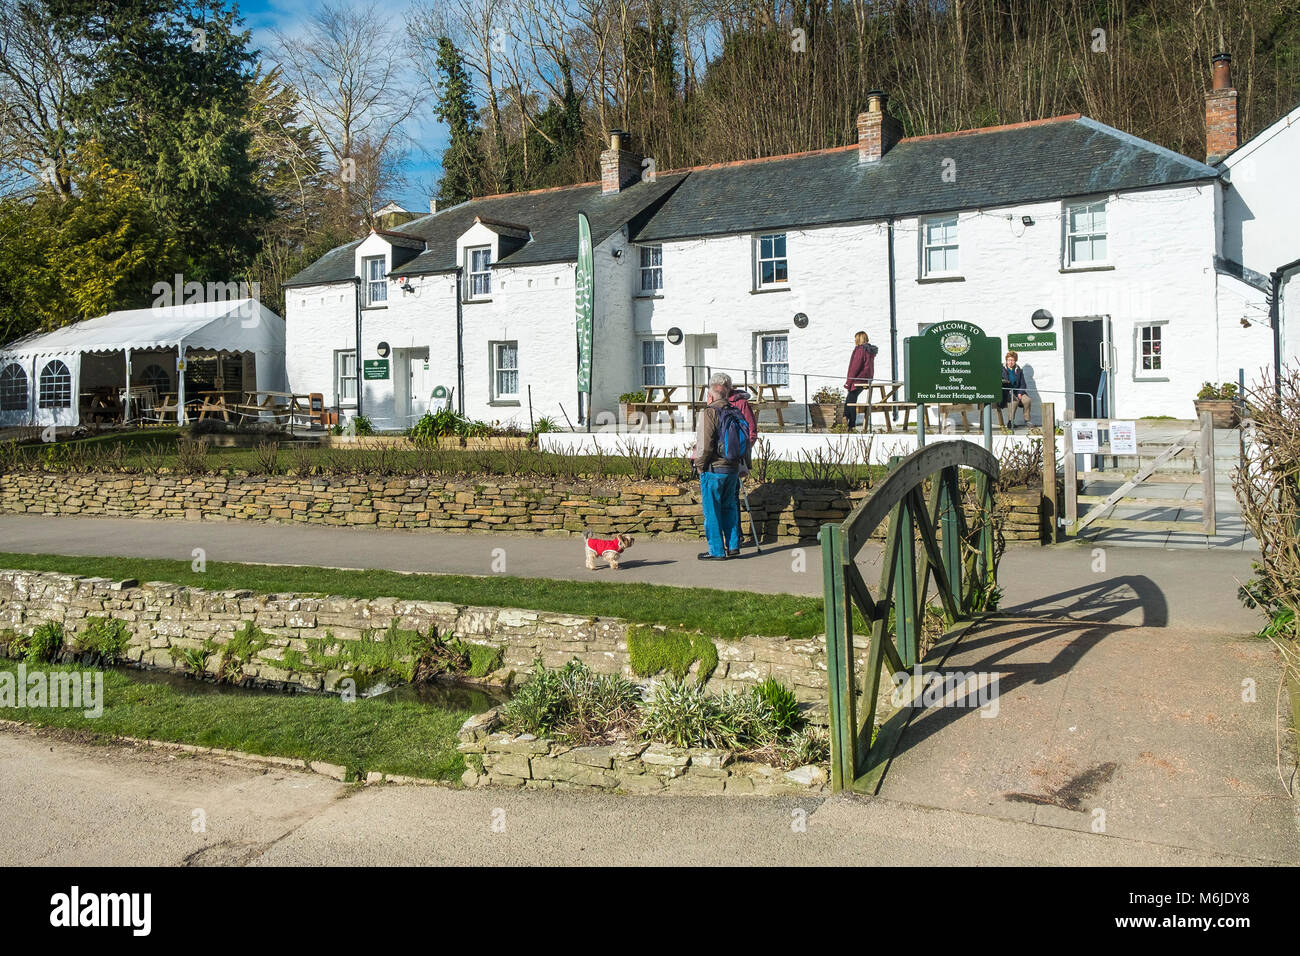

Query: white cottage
[[283, 54, 1287, 428]]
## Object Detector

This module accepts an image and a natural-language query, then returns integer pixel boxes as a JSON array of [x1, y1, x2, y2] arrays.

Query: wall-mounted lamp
[[612, 248, 623, 260], [397, 275, 414, 293], [666, 327, 683, 345], [1021, 215, 1035, 227]]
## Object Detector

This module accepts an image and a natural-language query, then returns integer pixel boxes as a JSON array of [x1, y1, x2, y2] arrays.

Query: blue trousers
[[700, 470, 741, 556]]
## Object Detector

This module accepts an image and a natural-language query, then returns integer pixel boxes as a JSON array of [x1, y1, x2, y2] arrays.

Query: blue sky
[[237, 0, 448, 211]]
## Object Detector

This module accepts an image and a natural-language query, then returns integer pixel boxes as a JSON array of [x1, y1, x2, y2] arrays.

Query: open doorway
[[1065, 316, 1113, 418]]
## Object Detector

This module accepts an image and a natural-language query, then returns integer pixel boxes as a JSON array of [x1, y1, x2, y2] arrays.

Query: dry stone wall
[[0, 570, 856, 701], [0, 471, 1050, 542]]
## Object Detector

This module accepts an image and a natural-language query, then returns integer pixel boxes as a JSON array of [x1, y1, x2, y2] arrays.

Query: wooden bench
[[934, 403, 1005, 432], [845, 401, 915, 432]]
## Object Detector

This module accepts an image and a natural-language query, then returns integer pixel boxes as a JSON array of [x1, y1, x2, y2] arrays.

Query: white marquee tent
[[0, 299, 286, 427]]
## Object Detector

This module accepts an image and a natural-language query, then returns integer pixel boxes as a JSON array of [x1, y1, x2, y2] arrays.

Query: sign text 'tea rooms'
[[904, 321, 1002, 404]]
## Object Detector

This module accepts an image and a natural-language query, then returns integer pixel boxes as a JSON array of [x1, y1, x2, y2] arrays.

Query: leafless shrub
[[254, 441, 280, 474], [617, 438, 665, 481], [1234, 368, 1300, 643], [290, 442, 315, 476], [176, 438, 210, 475]]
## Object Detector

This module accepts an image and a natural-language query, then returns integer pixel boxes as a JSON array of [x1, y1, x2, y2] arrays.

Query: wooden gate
[[1064, 412, 1216, 536], [819, 441, 1000, 794]]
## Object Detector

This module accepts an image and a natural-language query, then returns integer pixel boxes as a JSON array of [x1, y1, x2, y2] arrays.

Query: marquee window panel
[[38, 360, 71, 409], [0, 363, 27, 411]]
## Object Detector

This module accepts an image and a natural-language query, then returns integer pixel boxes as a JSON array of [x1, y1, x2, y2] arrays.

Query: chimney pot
[[601, 129, 642, 194], [429, 198, 438, 214], [858, 91, 902, 163], [1211, 52, 1232, 90], [1205, 52, 1239, 164]]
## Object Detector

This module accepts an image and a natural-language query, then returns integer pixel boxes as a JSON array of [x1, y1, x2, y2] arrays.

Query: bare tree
[[0, 0, 80, 197], [272, 0, 422, 228]]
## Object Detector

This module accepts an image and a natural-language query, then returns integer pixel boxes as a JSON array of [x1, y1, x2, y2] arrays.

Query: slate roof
[[285, 114, 1220, 288], [634, 115, 1220, 241], [284, 173, 686, 288]]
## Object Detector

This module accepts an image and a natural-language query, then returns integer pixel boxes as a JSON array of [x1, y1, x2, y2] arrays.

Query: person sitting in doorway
[[999, 350, 1031, 428]]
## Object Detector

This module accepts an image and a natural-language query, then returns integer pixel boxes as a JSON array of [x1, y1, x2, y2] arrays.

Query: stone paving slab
[[875, 615, 1299, 863]]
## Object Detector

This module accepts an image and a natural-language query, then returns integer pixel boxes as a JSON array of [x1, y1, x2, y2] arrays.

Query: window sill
[[1133, 376, 1169, 383], [636, 294, 665, 300], [750, 286, 791, 295], [489, 399, 521, 407], [361, 304, 388, 311], [1059, 264, 1115, 274], [917, 274, 965, 284], [462, 298, 493, 305]]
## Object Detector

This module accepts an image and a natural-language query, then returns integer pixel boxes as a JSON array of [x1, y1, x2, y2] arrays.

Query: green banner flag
[[575, 212, 595, 395]]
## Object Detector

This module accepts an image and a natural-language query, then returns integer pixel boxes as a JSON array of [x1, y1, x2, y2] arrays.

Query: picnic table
[[194, 390, 241, 422], [231, 390, 309, 426], [625, 386, 689, 430], [844, 380, 914, 432]]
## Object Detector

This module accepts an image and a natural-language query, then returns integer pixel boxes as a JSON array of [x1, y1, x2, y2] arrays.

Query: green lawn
[[0, 659, 469, 780], [0, 552, 836, 639]]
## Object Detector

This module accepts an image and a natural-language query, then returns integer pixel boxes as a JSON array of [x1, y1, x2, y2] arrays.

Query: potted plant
[[619, 390, 646, 425], [1193, 382, 1241, 427], [808, 386, 845, 430]]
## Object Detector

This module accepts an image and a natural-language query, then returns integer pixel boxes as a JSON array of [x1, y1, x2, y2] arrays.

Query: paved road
[[0, 724, 1278, 866], [0, 515, 1266, 634], [878, 617, 1299, 864]]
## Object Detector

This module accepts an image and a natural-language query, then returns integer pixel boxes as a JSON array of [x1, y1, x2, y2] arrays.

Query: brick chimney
[[601, 129, 643, 194], [1205, 52, 1239, 164], [857, 91, 903, 163]]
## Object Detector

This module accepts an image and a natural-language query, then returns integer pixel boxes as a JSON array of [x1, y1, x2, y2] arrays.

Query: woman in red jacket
[[844, 331, 877, 429]]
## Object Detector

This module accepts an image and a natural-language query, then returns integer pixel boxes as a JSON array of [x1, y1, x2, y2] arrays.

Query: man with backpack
[[693, 372, 749, 560]]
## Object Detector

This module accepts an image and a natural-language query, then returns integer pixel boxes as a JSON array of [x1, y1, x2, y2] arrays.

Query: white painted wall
[[1221, 106, 1300, 272]]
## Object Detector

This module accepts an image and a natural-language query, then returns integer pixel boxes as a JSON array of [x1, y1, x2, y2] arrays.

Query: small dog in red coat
[[584, 532, 635, 570]]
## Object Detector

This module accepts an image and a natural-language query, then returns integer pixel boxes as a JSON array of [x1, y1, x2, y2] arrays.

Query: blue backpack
[[715, 405, 750, 463]]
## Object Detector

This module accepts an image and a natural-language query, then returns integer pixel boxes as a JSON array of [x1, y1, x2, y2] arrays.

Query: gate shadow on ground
[[866, 576, 1168, 787], [998, 574, 1169, 628]]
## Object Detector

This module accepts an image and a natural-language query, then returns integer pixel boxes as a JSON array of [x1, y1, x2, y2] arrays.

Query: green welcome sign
[[362, 359, 389, 380], [904, 321, 1002, 403]]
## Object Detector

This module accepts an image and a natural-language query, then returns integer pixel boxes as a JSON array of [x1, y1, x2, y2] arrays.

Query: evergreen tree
[[47, 0, 272, 281], [432, 37, 483, 205]]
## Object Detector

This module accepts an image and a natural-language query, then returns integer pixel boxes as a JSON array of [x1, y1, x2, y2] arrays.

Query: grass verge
[[0, 659, 469, 781], [0, 552, 836, 639]]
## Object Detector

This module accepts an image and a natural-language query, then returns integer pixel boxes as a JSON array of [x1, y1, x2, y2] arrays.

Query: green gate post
[[892, 500, 918, 668], [819, 523, 855, 791], [938, 467, 963, 615]]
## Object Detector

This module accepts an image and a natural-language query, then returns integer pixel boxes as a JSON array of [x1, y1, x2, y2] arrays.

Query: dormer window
[[468, 246, 492, 298], [364, 256, 387, 307]]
